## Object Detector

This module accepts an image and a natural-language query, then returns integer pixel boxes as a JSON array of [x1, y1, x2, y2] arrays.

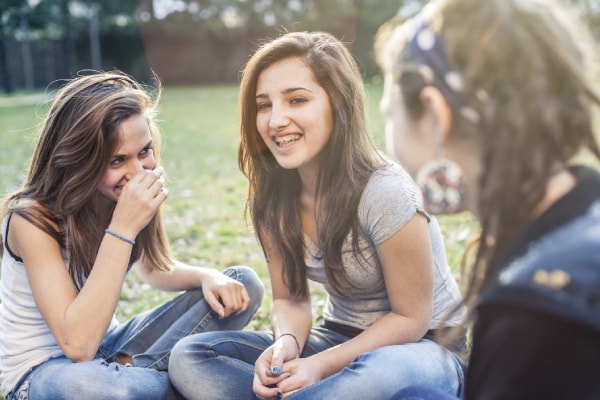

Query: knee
[[169, 334, 217, 391], [170, 333, 217, 370], [170, 334, 199, 368]]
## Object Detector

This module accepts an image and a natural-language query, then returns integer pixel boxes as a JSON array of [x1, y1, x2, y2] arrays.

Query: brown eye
[[257, 102, 271, 111]]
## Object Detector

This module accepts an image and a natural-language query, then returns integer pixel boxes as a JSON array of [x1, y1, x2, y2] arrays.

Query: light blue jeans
[[6, 266, 264, 400], [390, 385, 460, 400], [169, 326, 464, 400]]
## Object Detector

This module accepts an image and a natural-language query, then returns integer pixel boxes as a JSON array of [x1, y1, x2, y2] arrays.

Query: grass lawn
[[0, 83, 479, 334]]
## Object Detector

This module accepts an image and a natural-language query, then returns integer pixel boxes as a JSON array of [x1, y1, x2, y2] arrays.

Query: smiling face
[[255, 57, 334, 177], [97, 113, 155, 202]]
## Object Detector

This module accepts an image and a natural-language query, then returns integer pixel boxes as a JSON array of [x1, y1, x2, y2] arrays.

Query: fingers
[[254, 369, 291, 400], [203, 290, 226, 318], [253, 372, 281, 400], [269, 336, 297, 374], [276, 373, 295, 397], [228, 286, 251, 316], [133, 167, 168, 198], [255, 372, 294, 399], [215, 284, 251, 318], [111, 167, 169, 235]]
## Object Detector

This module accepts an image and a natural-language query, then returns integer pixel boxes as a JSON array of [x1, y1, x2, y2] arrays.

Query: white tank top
[[0, 216, 118, 396]]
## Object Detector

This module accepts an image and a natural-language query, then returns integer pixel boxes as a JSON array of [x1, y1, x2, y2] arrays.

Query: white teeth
[[274, 135, 301, 146]]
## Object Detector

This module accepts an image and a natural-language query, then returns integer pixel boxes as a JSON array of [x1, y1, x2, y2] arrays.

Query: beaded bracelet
[[105, 229, 135, 246], [277, 333, 301, 357]]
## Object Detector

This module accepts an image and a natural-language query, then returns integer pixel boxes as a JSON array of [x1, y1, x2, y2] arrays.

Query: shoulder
[[358, 163, 428, 244], [7, 201, 61, 257], [362, 163, 423, 208], [482, 203, 600, 332]]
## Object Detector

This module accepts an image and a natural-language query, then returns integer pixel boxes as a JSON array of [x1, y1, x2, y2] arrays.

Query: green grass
[[0, 84, 479, 333]]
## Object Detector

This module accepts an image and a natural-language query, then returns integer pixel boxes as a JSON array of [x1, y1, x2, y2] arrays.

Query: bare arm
[[310, 213, 433, 376], [135, 260, 251, 318], [11, 169, 167, 362], [253, 231, 312, 399], [13, 213, 135, 362], [276, 213, 434, 396]]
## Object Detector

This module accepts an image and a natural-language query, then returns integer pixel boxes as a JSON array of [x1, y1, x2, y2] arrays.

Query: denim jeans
[[169, 326, 464, 400], [390, 385, 460, 400], [6, 265, 264, 400]]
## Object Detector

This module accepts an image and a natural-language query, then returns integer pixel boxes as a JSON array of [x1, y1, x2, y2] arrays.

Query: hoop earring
[[416, 158, 465, 214]]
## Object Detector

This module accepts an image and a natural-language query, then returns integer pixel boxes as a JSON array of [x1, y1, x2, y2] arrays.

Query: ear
[[419, 86, 453, 145]]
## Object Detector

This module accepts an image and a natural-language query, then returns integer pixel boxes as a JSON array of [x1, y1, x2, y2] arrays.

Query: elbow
[[404, 313, 432, 343], [416, 319, 431, 341], [60, 341, 97, 362], [415, 309, 433, 338]]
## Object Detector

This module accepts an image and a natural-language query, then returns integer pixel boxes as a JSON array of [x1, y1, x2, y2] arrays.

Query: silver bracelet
[[105, 229, 135, 246]]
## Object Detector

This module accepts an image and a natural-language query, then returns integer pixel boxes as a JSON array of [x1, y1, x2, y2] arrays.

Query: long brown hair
[[238, 31, 386, 298], [377, 0, 600, 304], [0, 71, 173, 290]]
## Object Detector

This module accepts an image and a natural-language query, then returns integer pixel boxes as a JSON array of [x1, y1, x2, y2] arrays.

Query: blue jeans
[[169, 326, 464, 399], [7, 265, 264, 400], [390, 385, 460, 400]]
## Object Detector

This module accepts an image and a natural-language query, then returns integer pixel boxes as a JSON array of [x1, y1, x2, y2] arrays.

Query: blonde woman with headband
[[376, 0, 600, 398]]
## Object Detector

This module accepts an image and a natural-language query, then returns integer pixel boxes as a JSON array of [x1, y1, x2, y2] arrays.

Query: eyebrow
[[255, 87, 313, 99], [113, 139, 153, 158]]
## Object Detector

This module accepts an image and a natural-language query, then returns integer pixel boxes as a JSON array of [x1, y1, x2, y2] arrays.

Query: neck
[[531, 168, 576, 218], [297, 165, 319, 198]]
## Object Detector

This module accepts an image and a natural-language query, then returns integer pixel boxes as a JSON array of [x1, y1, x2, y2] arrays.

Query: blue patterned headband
[[406, 20, 481, 123]]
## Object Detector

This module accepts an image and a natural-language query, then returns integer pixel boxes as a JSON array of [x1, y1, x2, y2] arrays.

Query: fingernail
[[276, 391, 282, 399], [271, 366, 281, 374]]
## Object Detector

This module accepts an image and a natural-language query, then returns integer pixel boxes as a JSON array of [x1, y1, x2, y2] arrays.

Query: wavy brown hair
[[0, 71, 173, 290], [238, 31, 386, 298], [376, 0, 600, 305]]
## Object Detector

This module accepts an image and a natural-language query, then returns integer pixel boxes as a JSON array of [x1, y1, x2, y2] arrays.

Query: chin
[[272, 158, 299, 170], [96, 190, 118, 204]]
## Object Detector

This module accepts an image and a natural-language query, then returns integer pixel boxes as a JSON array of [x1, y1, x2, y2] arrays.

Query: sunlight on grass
[[0, 84, 480, 333]]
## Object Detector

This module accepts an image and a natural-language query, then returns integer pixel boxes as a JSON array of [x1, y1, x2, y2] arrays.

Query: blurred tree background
[[0, 0, 413, 92], [0, 0, 598, 93]]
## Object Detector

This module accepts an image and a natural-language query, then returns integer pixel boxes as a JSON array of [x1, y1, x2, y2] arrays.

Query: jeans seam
[[145, 303, 219, 370]]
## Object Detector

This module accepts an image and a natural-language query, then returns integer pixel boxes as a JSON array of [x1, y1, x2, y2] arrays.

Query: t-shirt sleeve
[[359, 164, 427, 246]]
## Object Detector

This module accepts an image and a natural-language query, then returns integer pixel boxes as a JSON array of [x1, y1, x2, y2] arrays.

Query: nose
[[268, 103, 290, 130], [125, 158, 144, 180]]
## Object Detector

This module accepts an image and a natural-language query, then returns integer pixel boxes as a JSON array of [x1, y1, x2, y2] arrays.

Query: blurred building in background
[[0, 0, 597, 92]]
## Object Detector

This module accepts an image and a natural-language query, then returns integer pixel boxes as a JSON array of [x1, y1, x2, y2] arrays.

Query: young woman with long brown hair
[[0, 71, 263, 399], [169, 31, 466, 399]]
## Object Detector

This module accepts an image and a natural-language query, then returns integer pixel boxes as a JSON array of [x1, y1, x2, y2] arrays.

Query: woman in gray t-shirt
[[169, 31, 467, 400]]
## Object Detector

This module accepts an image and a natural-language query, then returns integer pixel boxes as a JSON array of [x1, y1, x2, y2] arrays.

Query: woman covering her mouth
[[0, 70, 264, 399]]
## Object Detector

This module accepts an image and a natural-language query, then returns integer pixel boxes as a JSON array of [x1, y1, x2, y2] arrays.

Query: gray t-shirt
[[305, 163, 466, 331]]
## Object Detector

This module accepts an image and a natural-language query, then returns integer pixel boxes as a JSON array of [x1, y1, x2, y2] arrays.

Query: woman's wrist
[[104, 229, 135, 245], [276, 332, 301, 357], [106, 223, 138, 242]]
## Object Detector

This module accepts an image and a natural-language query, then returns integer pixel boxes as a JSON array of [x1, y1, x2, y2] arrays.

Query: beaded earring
[[416, 158, 465, 214]]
